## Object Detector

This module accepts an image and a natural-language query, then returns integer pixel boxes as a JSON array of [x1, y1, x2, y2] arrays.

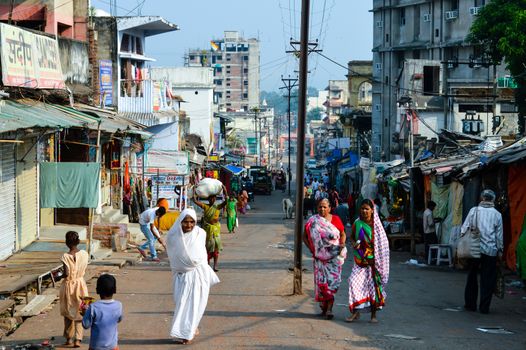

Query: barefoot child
[[82, 274, 122, 350], [60, 231, 89, 348]]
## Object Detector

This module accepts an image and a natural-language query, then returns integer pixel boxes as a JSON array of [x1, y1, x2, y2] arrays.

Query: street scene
[[0, 1, 526, 349]]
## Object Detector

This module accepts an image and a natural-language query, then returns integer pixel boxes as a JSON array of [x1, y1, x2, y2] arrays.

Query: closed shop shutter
[[0, 144, 16, 260], [16, 139, 38, 249]]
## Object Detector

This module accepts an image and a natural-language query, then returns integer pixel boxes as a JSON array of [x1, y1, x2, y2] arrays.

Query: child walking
[[60, 231, 89, 348], [82, 274, 123, 350]]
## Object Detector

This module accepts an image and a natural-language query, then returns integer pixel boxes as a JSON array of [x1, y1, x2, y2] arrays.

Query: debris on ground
[[476, 327, 514, 334]]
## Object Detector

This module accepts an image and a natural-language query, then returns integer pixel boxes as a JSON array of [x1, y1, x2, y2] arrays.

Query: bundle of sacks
[[194, 178, 224, 198]]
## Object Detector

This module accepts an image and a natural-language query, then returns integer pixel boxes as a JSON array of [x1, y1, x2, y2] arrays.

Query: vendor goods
[[195, 178, 224, 198]]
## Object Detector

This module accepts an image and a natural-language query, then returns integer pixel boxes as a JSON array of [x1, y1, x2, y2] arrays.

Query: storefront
[[0, 143, 16, 260]]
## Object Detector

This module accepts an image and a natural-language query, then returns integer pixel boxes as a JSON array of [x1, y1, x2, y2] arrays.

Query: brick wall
[[92, 223, 128, 249]]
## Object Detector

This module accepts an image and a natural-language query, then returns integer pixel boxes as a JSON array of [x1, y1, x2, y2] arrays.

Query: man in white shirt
[[138, 206, 167, 262], [462, 189, 503, 314], [312, 179, 320, 192], [423, 201, 438, 260]]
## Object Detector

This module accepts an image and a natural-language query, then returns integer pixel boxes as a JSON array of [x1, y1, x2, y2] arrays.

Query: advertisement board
[[146, 150, 189, 175], [0, 23, 65, 89], [99, 60, 113, 106]]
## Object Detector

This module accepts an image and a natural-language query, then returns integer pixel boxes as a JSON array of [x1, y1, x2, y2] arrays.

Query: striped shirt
[[461, 205, 503, 257]]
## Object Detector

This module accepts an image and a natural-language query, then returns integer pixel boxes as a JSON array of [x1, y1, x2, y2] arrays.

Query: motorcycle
[[241, 177, 255, 202]]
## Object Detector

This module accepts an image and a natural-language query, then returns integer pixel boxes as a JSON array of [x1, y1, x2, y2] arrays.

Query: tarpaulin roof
[[0, 99, 99, 133], [222, 164, 245, 175]]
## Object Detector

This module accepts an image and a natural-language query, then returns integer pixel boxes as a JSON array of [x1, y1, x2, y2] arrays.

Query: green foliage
[[260, 87, 319, 116], [469, 0, 526, 132], [307, 107, 324, 124]]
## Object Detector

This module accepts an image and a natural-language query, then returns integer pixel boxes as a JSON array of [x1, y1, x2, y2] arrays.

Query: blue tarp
[[223, 164, 245, 175]]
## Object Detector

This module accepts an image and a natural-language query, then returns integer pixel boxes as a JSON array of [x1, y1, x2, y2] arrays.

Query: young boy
[[82, 274, 122, 350]]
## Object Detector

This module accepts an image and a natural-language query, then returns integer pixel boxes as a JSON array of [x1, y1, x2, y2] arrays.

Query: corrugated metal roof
[[0, 100, 99, 133]]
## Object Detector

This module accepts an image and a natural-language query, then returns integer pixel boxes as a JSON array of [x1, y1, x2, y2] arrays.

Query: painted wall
[[58, 38, 88, 85]]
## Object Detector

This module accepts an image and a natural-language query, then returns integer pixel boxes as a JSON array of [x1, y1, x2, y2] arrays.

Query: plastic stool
[[428, 244, 453, 267]]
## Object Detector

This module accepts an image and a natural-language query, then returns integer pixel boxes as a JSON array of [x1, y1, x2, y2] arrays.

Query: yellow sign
[[0, 23, 65, 89]]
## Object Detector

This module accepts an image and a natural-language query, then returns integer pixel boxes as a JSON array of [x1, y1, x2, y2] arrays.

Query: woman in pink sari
[[303, 198, 346, 319]]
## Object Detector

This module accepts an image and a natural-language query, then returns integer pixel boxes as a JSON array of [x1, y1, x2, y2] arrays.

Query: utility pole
[[291, 0, 312, 295], [253, 107, 259, 166], [280, 75, 298, 197]]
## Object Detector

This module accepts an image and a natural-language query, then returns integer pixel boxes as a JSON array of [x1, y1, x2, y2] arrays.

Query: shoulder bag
[[457, 208, 481, 259]]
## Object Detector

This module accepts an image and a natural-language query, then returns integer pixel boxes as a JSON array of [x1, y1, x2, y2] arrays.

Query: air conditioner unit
[[423, 13, 431, 22], [469, 7, 481, 16], [445, 10, 458, 20], [376, 21, 383, 28]]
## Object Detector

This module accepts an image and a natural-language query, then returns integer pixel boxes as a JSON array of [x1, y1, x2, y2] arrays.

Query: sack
[[195, 178, 223, 198], [494, 264, 505, 299], [457, 208, 481, 259]]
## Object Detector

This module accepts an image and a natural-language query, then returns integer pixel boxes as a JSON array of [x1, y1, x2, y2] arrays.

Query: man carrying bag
[[461, 189, 503, 314]]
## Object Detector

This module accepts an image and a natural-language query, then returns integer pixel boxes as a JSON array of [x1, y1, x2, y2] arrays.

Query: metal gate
[[0, 144, 16, 260], [16, 139, 38, 249]]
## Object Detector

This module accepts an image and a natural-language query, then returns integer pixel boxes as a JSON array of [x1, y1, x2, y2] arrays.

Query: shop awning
[[0, 99, 100, 134], [73, 104, 152, 137], [222, 164, 245, 175]]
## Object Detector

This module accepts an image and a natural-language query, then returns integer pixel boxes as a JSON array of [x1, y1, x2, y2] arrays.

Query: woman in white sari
[[166, 208, 220, 344]]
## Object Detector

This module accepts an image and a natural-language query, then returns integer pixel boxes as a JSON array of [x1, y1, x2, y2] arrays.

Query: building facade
[[186, 31, 260, 113], [371, 0, 515, 161]]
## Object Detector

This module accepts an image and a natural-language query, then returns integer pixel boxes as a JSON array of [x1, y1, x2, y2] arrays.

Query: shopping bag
[[494, 263, 505, 299], [235, 218, 239, 227], [457, 208, 481, 259]]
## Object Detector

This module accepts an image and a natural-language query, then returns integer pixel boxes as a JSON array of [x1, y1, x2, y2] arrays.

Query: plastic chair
[[428, 244, 453, 267]]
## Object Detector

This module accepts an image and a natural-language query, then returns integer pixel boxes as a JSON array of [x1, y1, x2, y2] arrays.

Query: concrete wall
[[91, 16, 118, 107]]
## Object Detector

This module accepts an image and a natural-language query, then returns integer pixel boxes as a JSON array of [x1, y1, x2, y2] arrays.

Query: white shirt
[[312, 181, 319, 191], [461, 205, 503, 257], [139, 207, 159, 225], [423, 208, 435, 234]]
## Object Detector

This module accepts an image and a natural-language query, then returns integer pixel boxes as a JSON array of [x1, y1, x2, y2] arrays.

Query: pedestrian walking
[[347, 199, 390, 323], [137, 206, 167, 262], [166, 208, 220, 344], [423, 201, 439, 260], [303, 198, 346, 320], [226, 194, 238, 233], [60, 231, 89, 348], [193, 185, 228, 271], [82, 274, 122, 350], [463, 189, 503, 314], [334, 202, 350, 227]]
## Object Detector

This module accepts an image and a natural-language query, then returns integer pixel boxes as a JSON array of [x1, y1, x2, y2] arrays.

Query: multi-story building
[[372, 0, 516, 161], [325, 80, 349, 117], [186, 31, 260, 113]]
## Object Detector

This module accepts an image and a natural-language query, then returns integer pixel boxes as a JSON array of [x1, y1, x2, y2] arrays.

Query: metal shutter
[[16, 139, 38, 249], [0, 144, 16, 260]]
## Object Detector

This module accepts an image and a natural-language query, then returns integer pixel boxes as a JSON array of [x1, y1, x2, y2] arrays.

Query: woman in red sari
[[303, 198, 347, 319]]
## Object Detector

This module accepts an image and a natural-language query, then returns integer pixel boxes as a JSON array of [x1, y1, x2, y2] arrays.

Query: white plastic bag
[[195, 178, 223, 198]]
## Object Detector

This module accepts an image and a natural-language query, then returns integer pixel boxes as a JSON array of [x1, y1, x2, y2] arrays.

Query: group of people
[[303, 198, 390, 322], [59, 205, 221, 348]]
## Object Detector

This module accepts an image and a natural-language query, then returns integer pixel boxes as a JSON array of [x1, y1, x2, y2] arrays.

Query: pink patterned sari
[[305, 215, 346, 302]]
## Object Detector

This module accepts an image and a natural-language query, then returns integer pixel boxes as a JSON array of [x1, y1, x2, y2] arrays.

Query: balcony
[[118, 79, 173, 114]]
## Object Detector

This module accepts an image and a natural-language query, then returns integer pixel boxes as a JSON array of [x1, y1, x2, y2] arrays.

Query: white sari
[[166, 208, 220, 340]]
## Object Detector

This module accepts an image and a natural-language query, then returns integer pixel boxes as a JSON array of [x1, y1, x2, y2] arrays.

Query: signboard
[[359, 157, 371, 170], [99, 60, 113, 106], [146, 150, 189, 175], [327, 138, 351, 150], [0, 23, 64, 89], [148, 174, 189, 204], [153, 81, 161, 112]]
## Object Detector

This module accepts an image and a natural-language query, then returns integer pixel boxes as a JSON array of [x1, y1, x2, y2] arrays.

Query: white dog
[[282, 198, 294, 219]]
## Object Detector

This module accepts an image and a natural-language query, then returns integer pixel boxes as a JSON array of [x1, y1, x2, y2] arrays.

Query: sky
[[91, 1, 373, 92]]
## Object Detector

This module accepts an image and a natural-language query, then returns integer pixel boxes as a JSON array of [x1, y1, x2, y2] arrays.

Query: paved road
[[5, 189, 526, 349]]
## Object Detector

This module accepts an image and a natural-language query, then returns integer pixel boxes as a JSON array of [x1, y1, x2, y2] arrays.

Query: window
[[385, 76, 389, 84], [226, 70, 231, 74], [215, 67, 222, 73], [226, 77, 231, 81], [475, 0, 486, 6], [216, 55, 222, 61], [243, 93, 248, 99], [450, 0, 459, 11], [244, 80, 248, 86], [385, 33, 389, 43], [423, 66, 440, 95], [214, 79, 222, 85], [243, 55, 249, 61], [189, 55, 195, 60], [400, 8, 406, 26], [244, 68, 248, 73], [226, 83, 231, 86], [435, 29, 440, 37], [121, 34, 130, 52]]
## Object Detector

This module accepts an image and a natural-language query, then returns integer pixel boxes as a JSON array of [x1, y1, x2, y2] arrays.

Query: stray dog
[[282, 198, 295, 219]]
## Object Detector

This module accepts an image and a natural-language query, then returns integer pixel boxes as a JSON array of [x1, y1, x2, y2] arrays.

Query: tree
[[307, 107, 324, 124], [468, 0, 526, 134]]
